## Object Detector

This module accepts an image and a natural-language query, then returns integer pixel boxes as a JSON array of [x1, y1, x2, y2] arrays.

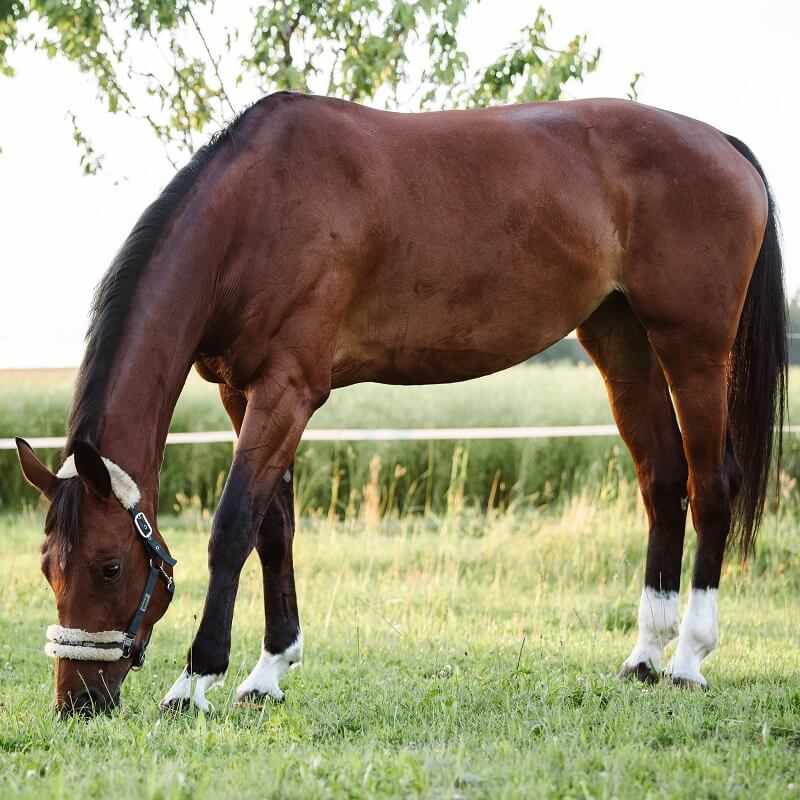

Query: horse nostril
[[59, 688, 120, 717]]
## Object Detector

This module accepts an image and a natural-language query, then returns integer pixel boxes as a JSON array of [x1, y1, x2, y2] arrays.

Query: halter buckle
[[155, 560, 175, 593], [133, 511, 153, 539], [121, 634, 135, 659]]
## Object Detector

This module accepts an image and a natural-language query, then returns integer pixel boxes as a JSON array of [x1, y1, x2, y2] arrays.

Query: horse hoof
[[159, 697, 194, 715], [235, 689, 285, 706], [616, 662, 660, 684], [669, 675, 708, 690]]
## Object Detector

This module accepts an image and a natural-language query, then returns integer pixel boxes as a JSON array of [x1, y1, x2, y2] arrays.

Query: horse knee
[[208, 506, 257, 571]]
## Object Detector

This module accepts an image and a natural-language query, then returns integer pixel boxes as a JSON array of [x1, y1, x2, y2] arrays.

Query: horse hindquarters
[[617, 136, 785, 686]]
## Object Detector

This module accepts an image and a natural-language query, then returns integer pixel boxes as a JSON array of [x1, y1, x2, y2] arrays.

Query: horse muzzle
[[57, 685, 121, 717]]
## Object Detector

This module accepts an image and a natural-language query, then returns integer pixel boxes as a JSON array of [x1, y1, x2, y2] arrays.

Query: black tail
[[725, 134, 788, 557]]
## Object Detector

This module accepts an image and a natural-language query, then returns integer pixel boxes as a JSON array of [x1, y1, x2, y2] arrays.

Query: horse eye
[[102, 563, 121, 582]]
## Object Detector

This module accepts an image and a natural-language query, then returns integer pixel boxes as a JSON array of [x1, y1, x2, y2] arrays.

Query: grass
[[1, 485, 799, 798], [2, 363, 800, 796], [5, 363, 800, 518], [0, 363, 619, 514]]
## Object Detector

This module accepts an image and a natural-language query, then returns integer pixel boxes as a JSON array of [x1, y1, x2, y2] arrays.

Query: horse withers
[[16, 93, 786, 714]]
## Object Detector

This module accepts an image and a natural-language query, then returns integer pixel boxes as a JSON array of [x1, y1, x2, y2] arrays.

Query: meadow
[[1, 364, 799, 798], [3, 364, 800, 517]]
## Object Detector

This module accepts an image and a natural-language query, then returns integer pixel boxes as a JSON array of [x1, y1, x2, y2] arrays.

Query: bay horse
[[16, 92, 786, 715]]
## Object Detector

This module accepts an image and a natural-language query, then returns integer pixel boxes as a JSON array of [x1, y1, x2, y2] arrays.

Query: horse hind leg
[[577, 292, 688, 681], [214, 386, 303, 705], [653, 355, 736, 687], [235, 462, 302, 704], [626, 288, 746, 687]]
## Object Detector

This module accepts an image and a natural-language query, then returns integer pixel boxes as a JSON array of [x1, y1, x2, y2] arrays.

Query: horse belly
[[333, 249, 612, 386]]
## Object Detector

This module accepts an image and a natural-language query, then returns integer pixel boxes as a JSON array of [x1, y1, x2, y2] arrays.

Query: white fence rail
[[3, 424, 800, 451]]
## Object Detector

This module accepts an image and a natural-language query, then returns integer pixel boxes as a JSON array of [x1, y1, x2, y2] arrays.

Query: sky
[[1, 0, 798, 369]]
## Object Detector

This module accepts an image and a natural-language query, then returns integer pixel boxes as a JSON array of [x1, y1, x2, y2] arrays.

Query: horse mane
[[65, 102, 260, 456], [50, 95, 279, 552]]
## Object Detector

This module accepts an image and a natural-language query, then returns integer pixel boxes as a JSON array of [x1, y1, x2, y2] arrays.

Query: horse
[[16, 91, 786, 715]]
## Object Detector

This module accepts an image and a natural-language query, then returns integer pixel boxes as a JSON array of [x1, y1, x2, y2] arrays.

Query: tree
[[1, 1, 600, 171]]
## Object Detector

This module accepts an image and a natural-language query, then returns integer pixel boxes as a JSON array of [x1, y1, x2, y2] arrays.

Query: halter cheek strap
[[45, 455, 176, 669]]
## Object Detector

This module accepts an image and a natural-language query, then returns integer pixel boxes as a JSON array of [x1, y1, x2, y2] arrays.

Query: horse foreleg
[[213, 386, 302, 704], [159, 373, 318, 712]]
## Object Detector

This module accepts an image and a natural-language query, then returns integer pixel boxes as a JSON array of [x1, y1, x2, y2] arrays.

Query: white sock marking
[[160, 667, 225, 712], [236, 630, 303, 702], [623, 588, 679, 672], [666, 588, 718, 687]]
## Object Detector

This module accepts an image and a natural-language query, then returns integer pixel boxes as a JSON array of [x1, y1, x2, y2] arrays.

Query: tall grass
[[3, 364, 800, 519]]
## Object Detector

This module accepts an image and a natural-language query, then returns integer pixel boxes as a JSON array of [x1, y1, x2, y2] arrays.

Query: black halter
[[123, 507, 176, 669]]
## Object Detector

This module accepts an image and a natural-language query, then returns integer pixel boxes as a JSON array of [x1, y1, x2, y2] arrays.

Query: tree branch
[[186, 6, 236, 116]]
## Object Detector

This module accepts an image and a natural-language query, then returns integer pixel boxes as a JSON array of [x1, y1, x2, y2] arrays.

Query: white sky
[[1, 0, 798, 369]]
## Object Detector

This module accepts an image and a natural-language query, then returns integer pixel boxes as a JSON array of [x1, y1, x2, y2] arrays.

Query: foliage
[[1, 494, 799, 797], [466, 7, 599, 107], [4, 363, 800, 520], [1, 1, 600, 167]]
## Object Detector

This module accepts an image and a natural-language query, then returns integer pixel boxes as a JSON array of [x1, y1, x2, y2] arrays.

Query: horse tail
[[724, 134, 788, 557]]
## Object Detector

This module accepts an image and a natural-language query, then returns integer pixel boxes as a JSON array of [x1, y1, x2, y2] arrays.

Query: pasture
[[4, 364, 800, 516], [1, 363, 799, 798]]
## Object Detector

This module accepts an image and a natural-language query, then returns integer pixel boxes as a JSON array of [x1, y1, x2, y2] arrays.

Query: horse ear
[[73, 441, 112, 500], [16, 438, 59, 501]]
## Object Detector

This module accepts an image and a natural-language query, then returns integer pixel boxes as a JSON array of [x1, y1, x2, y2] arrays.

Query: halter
[[44, 455, 176, 670]]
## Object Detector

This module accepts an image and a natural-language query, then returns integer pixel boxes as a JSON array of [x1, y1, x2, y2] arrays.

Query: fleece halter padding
[[44, 453, 175, 667], [45, 626, 125, 661], [56, 454, 141, 509]]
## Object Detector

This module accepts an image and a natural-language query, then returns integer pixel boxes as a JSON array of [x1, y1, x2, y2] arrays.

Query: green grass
[[2, 363, 800, 796], [5, 363, 800, 518], [2, 488, 799, 798], [1, 363, 618, 514]]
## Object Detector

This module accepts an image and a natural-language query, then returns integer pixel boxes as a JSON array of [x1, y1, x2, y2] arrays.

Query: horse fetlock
[[159, 667, 226, 713], [620, 588, 679, 678], [665, 588, 718, 687], [236, 631, 303, 704]]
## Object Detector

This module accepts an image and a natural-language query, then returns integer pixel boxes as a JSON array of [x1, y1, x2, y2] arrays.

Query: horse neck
[[92, 184, 230, 505]]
